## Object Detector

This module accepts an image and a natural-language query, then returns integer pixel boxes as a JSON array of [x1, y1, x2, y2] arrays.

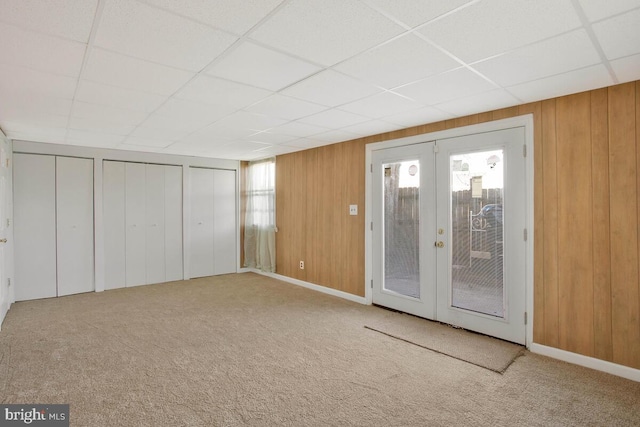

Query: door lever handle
[[435, 241, 444, 248], [0, 238, 7, 243]]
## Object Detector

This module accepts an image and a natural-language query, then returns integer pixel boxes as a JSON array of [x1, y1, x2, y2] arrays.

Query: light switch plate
[[349, 204, 358, 215]]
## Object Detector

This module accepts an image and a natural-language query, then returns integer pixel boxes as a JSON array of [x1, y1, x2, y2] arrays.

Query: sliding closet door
[[189, 168, 215, 278], [164, 165, 183, 282], [213, 169, 236, 275], [56, 156, 94, 296], [103, 161, 126, 290], [145, 164, 166, 285], [13, 153, 57, 300], [125, 162, 146, 287]]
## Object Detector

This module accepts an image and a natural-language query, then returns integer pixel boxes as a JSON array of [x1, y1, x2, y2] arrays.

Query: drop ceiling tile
[[120, 136, 173, 148], [245, 131, 297, 144], [0, 121, 67, 142], [0, 0, 98, 42], [592, 8, 640, 60], [382, 106, 453, 127], [610, 53, 640, 83], [577, 0, 640, 22], [206, 42, 321, 91], [419, 0, 581, 63], [340, 92, 424, 119], [250, 0, 404, 66], [297, 109, 370, 128], [436, 89, 521, 116], [268, 121, 330, 138], [363, 0, 473, 28], [0, 63, 77, 100], [252, 144, 301, 157], [175, 75, 272, 109], [130, 121, 194, 142], [0, 113, 68, 129], [115, 143, 166, 153], [0, 95, 72, 121], [83, 49, 195, 96], [69, 116, 136, 136], [75, 81, 168, 113], [245, 94, 326, 121], [71, 101, 149, 126], [335, 34, 460, 89], [96, 0, 237, 72], [192, 111, 287, 140], [394, 68, 496, 106], [282, 70, 381, 107], [340, 120, 402, 136], [507, 64, 613, 103], [154, 98, 234, 126], [313, 129, 361, 143], [0, 23, 86, 77], [66, 129, 126, 148], [140, 0, 284, 35], [473, 29, 601, 87]]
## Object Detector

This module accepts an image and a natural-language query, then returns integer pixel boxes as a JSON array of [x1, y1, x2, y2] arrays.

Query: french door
[[372, 127, 526, 344]]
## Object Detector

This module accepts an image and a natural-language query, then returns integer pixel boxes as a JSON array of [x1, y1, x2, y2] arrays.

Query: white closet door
[[145, 164, 166, 285], [164, 165, 183, 282], [56, 156, 94, 296], [189, 167, 214, 278], [213, 169, 236, 275], [13, 154, 57, 301], [125, 162, 146, 287], [103, 161, 126, 290]]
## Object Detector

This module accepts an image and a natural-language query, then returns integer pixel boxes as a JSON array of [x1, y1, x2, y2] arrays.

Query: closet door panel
[[103, 161, 126, 290], [56, 156, 94, 296], [164, 165, 183, 282], [125, 162, 146, 287], [145, 164, 165, 285], [213, 169, 236, 275], [189, 168, 214, 278], [13, 154, 57, 300]]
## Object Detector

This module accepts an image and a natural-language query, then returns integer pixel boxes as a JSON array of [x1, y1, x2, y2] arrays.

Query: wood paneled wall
[[267, 81, 640, 369]]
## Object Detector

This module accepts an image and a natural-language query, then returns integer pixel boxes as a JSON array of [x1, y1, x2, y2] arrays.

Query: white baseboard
[[530, 343, 640, 382], [252, 270, 368, 305]]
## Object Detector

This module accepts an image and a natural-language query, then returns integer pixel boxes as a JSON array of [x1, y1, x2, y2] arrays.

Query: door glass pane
[[450, 150, 504, 317], [383, 161, 420, 298]]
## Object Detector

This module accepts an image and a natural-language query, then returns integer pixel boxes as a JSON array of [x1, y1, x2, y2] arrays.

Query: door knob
[[0, 238, 6, 243], [435, 241, 444, 248]]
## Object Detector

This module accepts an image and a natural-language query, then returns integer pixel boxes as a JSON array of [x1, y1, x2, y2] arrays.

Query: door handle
[[0, 238, 6, 243], [435, 241, 444, 248]]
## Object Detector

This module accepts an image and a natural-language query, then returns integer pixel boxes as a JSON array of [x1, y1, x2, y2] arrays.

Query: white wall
[[11, 140, 240, 296], [0, 130, 14, 329]]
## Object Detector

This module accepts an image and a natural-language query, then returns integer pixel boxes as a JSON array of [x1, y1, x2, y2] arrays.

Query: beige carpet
[[1, 273, 639, 426], [365, 312, 523, 373]]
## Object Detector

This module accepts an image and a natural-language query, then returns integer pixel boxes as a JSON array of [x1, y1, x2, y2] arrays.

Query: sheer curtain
[[244, 158, 276, 272]]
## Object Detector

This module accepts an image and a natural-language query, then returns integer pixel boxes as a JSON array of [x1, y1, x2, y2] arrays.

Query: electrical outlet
[[299, 260, 304, 270], [349, 204, 358, 215]]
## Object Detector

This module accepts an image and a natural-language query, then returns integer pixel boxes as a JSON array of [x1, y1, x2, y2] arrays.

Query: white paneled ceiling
[[0, 0, 639, 160]]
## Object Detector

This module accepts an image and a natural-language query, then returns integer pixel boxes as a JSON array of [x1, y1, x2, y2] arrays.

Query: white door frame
[[365, 115, 535, 348]]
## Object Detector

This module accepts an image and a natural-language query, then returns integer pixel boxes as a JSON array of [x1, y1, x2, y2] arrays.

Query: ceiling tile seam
[[0, 61, 83, 81], [570, 0, 618, 84], [503, 62, 618, 93], [133, 0, 245, 39], [0, 19, 91, 46], [588, 5, 640, 25], [65, 0, 107, 143]]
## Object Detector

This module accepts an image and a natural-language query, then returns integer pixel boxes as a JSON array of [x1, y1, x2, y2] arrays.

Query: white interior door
[[145, 164, 166, 285], [213, 169, 236, 275], [164, 165, 183, 282], [13, 153, 57, 301], [103, 161, 126, 290], [125, 162, 146, 287], [56, 156, 94, 296], [189, 167, 215, 278], [372, 128, 527, 344]]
